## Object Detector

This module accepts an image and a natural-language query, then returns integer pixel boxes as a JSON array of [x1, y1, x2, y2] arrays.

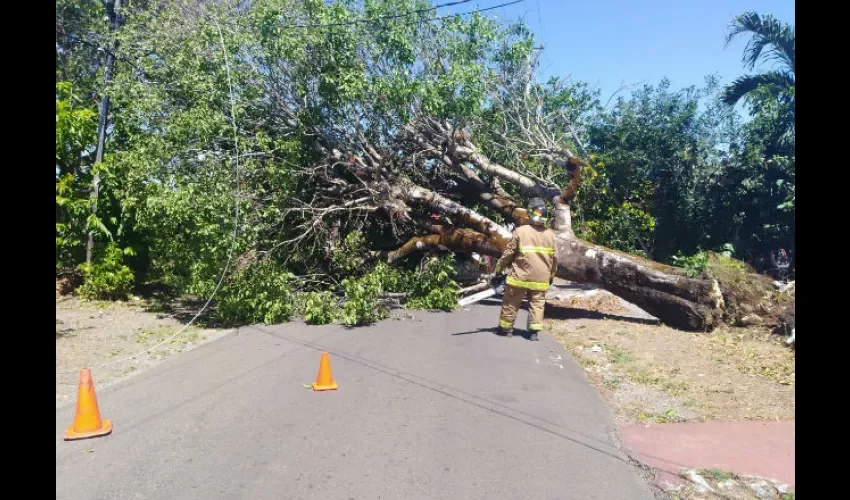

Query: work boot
[[528, 331, 539, 341], [497, 327, 513, 337]]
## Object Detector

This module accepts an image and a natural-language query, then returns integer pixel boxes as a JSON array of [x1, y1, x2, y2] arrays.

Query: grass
[[701, 468, 735, 482], [599, 345, 691, 396], [546, 301, 795, 425], [576, 356, 597, 368], [706, 328, 795, 385], [654, 408, 679, 423], [637, 408, 680, 424], [134, 325, 205, 346], [605, 344, 635, 364], [629, 369, 662, 385], [621, 364, 689, 396], [602, 375, 622, 390]]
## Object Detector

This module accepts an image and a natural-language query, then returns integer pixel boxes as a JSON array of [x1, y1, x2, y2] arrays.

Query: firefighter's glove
[[490, 274, 504, 288]]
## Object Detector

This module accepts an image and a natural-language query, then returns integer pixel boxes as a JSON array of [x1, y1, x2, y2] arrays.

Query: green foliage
[[94, 0, 519, 293], [578, 65, 793, 273], [583, 77, 738, 258], [56, 81, 100, 269], [56, 174, 92, 269], [670, 251, 711, 278], [216, 263, 295, 326], [704, 253, 752, 288], [406, 255, 459, 311], [338, 255, 461, 325], [332, 232, 368, 275], [53, 0, 795, 317], [716, 12, 794, 269], [302, 291, 339, 325], [56, 82, 98, 174], [341, 265, 390, 326], [721, 11, 794, 152], [671, 244, 742, 279], [56, 0, 107, 92], [707, 135, 794, 267], [576, 168, 656, 257], [77, 243, 135, 300]]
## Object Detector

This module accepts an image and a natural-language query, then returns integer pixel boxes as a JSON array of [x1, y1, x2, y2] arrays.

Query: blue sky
[[465, 0, 795, 104]]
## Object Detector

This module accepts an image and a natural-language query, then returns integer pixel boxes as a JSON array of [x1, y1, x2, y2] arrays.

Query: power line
[[282, 0, 474, 28], [189, 0, 524, 31], [415, 0, 525, 24]]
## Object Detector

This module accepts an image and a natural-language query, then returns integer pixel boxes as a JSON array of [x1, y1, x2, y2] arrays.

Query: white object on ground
[[457, 287, 498, 307], [682, 469, 715, 494]]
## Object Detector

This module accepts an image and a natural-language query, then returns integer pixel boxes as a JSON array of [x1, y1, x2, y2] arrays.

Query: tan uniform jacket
[[496, 224, 558, 291]]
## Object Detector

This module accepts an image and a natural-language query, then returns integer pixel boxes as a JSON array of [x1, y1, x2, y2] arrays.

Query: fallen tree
[[253, 32, 777, 331], [283, 114, 726, 330], [109, 1, 791, 332]]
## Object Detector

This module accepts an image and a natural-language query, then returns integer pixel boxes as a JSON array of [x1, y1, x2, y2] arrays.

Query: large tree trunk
[[553, 236, 724, 330], [396, 120, 726, 331], [549, 203, 723, 330], [394, 207, 724, 330]]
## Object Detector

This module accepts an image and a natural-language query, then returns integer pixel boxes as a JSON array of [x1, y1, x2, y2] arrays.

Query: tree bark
[[383, 211, 724, 330], [552, 236, 724, 330]]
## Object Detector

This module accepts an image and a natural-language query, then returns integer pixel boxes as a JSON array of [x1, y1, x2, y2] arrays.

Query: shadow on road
[[544, 305, 660, 326], [452, 326, 538, 340], [461, 295, 656, 328]]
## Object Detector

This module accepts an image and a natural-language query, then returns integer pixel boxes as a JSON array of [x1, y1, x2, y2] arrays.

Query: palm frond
[[720, 71, 794, 106], [725, 11, 795, 72]]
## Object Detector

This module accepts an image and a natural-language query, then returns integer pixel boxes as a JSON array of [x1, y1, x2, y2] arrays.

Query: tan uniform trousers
[[498, 284, 546, 331]]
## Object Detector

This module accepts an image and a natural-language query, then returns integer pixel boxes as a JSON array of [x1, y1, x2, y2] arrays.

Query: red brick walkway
[[618, 421, 795, 489]]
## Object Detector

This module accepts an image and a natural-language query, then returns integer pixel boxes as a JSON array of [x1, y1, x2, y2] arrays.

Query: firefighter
[[492, 197, 558, 341]]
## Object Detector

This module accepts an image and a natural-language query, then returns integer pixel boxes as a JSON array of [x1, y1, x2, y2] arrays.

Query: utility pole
[[87, 0, 122, 264]]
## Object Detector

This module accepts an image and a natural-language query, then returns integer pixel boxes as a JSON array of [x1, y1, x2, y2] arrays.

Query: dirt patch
[[56, 295, 230, 408], [551, 292, 628, 315], [544, 294, 795, 425]]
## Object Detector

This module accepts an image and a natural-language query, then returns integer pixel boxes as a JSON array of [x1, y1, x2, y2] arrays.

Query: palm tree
[[721, 12, 794, 105], [722, 12, 794, 149]]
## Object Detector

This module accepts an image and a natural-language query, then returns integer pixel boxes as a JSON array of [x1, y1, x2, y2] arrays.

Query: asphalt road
[[56, 299, 655, 499]]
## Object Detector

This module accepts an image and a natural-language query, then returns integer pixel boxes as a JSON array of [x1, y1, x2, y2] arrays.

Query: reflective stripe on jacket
[[496, 223, 557, 290]]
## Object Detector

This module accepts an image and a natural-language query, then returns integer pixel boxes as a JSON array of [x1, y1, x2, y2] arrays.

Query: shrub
[[77, 243, 135, 300], [341, 267, 387, 326], [302, 291, 338, 325], [216, 262, 295, 325], [406, 255, 459, 311]]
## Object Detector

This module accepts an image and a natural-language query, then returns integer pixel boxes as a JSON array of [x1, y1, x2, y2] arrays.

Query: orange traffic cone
[[312, 352, 338, 391], [64, 368, 113, 441]]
